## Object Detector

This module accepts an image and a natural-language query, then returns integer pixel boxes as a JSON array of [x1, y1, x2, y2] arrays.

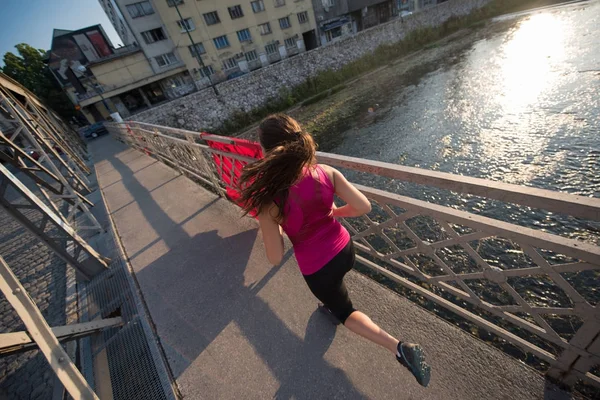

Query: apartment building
[[311, 0, 441, 46], [98, 0, 136, 45], [108, 0, 194, 76], [310, 0, 397, 46], [47, 26, 195, 123], [108, 0, 318, 86]]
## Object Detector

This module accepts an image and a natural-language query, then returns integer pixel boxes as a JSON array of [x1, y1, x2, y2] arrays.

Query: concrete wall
[[129, 0, 492, 131], [90, 51, 154, 88]]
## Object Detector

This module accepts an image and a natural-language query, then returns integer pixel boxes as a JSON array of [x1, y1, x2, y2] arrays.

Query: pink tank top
[[280, 165, 350, 275]]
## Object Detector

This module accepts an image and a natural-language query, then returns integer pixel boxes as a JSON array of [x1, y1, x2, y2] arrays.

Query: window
[[203, 11, 220, 25], [236, 29, 252, 42], [141, 28, 166, 44], [155, 52, 177, 67], [177, 18, 195, 32], [297, 11, 308, 24], [325, 26, 342, 42], [213, 35, 230, 49], [323, 0, 334, 6], [189, 43, 206, 57], [245, 50, 258, 61], [274, 0, 285, 6], [279, 16, 291, 29], [167, 0, 184, 6], [258, 22, 271, 35], [126, 1, 154, 18], [228, 5, 244, 19], [200, 65, 215, 78], [222, 57, 238, 70], [284, 37, 296, 49], [166, 76, 186, 88], [265, 43, 278, 54], [251, 0, 265, 13]]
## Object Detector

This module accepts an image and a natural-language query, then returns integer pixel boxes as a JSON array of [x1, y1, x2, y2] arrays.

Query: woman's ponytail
[[238, 115, 316, 221]]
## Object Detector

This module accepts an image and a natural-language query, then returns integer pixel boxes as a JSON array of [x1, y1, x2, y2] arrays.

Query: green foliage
[[1, 43, 76, 120]]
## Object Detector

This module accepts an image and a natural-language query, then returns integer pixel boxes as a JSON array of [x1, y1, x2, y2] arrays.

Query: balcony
[[267, 52, 281, 63], [87, 44, 142, 66], [75, 84, 118, 103], [248, 59, 262, 71], [286, 46, 300, 57]]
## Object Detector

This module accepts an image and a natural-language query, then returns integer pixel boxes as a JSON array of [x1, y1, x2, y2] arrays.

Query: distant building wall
[[153, 0, 319, 83], [128, 0, 492, 131], [98, 0, 136, 45], [114, 0, 184, 73], [89, 51, 154, 88]]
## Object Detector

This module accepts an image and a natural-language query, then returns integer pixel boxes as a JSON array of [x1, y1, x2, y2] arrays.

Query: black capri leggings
[[303, 240, 356, 323]]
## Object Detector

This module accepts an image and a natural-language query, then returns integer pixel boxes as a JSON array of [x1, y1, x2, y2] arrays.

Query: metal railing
[[107, 121, 600, 388]]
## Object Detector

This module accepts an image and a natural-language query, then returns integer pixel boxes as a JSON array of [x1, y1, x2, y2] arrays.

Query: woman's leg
[[344, 310, 399, 355]]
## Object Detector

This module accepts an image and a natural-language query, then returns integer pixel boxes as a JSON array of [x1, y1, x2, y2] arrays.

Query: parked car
[[400, 11, 413, 17], [80, 122, 108, 140]]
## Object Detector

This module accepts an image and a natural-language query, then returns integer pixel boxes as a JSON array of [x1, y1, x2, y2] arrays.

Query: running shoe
[[396, 342, 431, 387]]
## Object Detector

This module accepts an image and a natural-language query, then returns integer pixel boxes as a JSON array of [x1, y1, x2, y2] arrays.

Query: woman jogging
[[239, 114, 431, 387]]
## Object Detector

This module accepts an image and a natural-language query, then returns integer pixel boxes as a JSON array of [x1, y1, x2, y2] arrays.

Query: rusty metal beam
[[0, 130, 93, 208], [0, 87, 91, 194], [0, 164, 108, 280], [0, 255, 99, 400], [0, 92, 102, 232], [23, 96, 91, 175], [0, 317, 124, 356]]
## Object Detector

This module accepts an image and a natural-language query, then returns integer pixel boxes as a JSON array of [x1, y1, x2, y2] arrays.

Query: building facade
[[98, 0, 136, 45], [311, 0, 398, 45], [312, 0, 441, 45], [47, 26, 194, 124], [104, 0, 319, 87], [109, 0, 189, 75]]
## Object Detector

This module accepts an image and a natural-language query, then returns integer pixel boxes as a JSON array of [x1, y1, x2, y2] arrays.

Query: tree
[[1, 43, 77, 121]]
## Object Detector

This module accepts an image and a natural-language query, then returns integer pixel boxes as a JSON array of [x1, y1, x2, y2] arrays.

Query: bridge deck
[[91, 136, 573, 399]]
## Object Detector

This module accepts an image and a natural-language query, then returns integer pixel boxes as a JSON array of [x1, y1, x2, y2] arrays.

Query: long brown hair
[[238, 114, 316, 221]]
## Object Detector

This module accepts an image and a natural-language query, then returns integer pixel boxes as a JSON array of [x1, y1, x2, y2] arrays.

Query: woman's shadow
[[272, 309, 367, 399], [137, 227, 366, 398]]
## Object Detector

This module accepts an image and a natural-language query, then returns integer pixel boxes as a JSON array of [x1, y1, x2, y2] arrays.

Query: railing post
[[547, 318, 600, 385], [154, 128, 184, 176], [185, 133, 226, 197]]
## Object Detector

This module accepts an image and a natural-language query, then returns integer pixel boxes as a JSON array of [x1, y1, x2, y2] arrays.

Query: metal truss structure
[[0, 73, 114, 399], [0, 74, 101, 233]]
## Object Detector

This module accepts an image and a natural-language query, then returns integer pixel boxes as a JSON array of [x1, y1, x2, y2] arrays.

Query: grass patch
[[215, 0, 570, 135]]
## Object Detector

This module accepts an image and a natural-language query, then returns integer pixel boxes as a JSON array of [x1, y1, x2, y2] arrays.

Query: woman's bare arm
[[257, 203, 284, 265], [321, 165, 371, 218]]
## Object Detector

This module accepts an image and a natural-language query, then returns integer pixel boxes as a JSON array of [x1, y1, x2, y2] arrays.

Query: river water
[[293, 0, 600, 351]]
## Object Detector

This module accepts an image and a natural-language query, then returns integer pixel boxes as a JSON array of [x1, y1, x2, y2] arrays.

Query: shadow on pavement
[[101, 146, 366, 398]]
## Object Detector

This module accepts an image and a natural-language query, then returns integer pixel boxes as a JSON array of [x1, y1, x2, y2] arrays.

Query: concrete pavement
[[91, 136, 575, 400]]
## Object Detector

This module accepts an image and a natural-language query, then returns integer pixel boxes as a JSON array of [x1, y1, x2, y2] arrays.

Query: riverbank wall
[[129, 0, 493, 132]]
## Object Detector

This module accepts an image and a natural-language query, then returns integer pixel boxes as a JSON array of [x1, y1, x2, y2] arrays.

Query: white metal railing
[[107, 121, 600, 388]]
